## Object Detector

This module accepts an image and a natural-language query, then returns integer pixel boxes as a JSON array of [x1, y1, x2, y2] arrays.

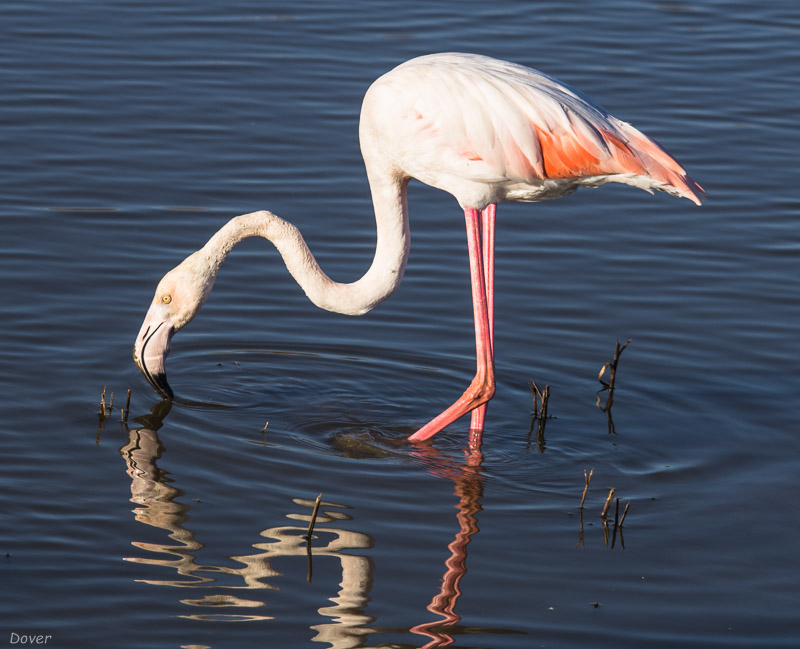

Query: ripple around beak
[[134, 305, 175, 400]]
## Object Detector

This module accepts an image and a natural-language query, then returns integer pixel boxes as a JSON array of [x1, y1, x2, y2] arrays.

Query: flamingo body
[[133, 53, 702, 444], [361, 53, 702, 210]]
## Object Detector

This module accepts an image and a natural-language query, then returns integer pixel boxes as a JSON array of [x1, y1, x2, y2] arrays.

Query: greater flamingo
[[134, 53, 702, 443]]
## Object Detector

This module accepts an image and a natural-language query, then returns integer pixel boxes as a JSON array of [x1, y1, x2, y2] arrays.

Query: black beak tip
[[149, 373, 174, 401]]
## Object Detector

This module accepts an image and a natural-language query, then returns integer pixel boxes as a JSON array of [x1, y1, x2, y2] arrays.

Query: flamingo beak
[[133, 302, 175, 400]]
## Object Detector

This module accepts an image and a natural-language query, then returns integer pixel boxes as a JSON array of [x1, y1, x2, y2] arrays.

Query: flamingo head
[[133, 252, 216, 400]]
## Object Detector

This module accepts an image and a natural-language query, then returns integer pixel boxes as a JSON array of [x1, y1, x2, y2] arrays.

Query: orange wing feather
[[534, 119, 702, 205]]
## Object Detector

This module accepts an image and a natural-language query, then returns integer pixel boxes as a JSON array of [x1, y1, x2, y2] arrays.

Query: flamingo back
[[360, 53, 702, 208]]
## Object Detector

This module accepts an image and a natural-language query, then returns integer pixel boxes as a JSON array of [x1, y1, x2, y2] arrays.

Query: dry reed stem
[[598, 339, 632, 388], [601, 488, 615, 518], [528, 380, 550, 419], [121, 389, 131, 422], [597, 339, 631, 412], [528, 380, 551, 442], [579, 468, 594, 510], [305, 493, 323, 541]]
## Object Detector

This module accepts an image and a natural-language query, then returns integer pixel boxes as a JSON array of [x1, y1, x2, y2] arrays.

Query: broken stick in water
[[597, 339, 632, 412], [580, 468, 594, 510], [305, 493, 322, 542], [529, 379, 550, 419], [528, 379, 551, 444], [121, 389, 131, 423], [99, 386, 107, 417], [601, 488, 615, 519]]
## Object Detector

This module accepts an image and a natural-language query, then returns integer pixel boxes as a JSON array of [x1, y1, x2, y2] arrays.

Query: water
[[1, 1, 798, 647]]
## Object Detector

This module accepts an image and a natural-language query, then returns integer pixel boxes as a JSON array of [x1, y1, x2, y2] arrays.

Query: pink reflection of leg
[[409, 207, 496, 442], [409, 465, 483, 648]]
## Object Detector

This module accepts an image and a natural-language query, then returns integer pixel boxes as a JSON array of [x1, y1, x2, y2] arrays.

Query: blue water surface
[[1, 1, 798, 648]]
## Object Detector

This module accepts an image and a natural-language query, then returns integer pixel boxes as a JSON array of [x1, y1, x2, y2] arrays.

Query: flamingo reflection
[[118, 404, 507, 646], [119, 404, 375, 641]]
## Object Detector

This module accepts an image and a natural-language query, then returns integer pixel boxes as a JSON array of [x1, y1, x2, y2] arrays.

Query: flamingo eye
[[161, 294, 172, 304]]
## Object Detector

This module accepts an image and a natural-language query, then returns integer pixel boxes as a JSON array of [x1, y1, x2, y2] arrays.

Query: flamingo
[[133, 53, 702, 443]]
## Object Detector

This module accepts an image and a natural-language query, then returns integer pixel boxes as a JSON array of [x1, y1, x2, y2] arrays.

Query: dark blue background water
[[1, 2, 798, 647]]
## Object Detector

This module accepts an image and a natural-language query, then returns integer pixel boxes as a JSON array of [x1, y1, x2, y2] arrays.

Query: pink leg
[[409, 206, 496, 442], [470, 204, 495, 433]]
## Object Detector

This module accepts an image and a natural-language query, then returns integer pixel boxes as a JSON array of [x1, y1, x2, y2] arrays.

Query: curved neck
[[197, 171, 410, 316]]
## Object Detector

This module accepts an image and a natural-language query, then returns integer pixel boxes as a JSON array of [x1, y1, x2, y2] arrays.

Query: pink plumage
[[361, 53, 703, 209]]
